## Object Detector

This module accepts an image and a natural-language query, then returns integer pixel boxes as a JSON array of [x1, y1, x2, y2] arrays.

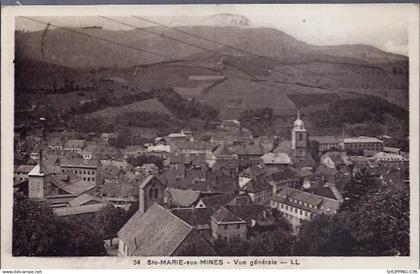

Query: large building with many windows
[[60, 157, 99, 184], [270, 186, 341, 232], [343, 136, 384, 152]]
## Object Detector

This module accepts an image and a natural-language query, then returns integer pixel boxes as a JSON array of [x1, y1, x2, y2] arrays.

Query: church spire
[[297, 110, 300, 120]]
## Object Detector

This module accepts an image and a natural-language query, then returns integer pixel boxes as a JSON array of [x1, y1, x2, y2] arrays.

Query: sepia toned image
[[1, 3, 419, 269]]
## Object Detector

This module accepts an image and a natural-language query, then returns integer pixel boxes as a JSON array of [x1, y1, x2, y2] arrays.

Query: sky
[[15, 4, 415, 56]]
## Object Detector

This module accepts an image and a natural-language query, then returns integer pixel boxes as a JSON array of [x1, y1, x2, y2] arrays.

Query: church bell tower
[[291, 111, 307, 157]]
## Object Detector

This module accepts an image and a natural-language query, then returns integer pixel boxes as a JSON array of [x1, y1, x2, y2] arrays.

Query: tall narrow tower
[[291, 111, 307, 157]]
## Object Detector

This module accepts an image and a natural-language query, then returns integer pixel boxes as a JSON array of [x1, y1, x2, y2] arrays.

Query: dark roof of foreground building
[[211, 206, 246, 224], [171, 208, 214, 229], [118, 203, 215, 256]]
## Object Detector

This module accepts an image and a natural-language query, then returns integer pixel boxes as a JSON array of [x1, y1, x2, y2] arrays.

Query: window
[[87, 178, 90, 181], [224, 225, 228, 230], [299, 133, 303, 141], [154, 188, 159, 199], [149, 189, 154, 199], [236, 224, 240, 229]]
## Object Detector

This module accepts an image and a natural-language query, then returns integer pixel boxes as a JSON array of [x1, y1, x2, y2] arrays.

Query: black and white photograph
[[1, 3, 419, 269]]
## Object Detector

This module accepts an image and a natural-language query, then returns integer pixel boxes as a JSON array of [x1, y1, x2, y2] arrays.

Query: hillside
[[16, 25, 407, 69], [14, 22, 409, 139], [85, 98, 173, 120]]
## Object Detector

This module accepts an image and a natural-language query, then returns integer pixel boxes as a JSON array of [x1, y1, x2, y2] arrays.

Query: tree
[[213, 236, 250, 256], [92, 205, 129, 244], [293, 214, 355, 256], [348, 187, 409, 256], [13, 199, 107, 256], [293, 186, 409, 256], [341, 167, 377, 211], [248, 228, 294, 256]]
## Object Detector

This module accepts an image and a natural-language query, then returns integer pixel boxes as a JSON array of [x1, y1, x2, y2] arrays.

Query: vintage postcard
[[1, 4, 419, 269]]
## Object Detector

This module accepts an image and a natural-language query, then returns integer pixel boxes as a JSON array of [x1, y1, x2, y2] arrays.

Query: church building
[[291, 111, 309, 165]]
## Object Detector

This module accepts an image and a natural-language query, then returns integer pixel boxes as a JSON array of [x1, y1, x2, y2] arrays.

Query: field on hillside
[[85, 98, 173, 120]]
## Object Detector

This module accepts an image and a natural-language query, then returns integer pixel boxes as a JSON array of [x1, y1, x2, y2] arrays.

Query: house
[[101, 180, 139, 210], [48, 173, 96, 196], [167, 188, 201, 208], [238, 165, 266, 188], [261, 152, 291, 168], [166, 132, 191, 146], [146, 144, 171, 154], [242, 178, 272, 205], [93, 145, 122, 160], [373, 152, 408, 164], [227, 205, 276, 229], [117, 203, 216, 256], [81, 144, 97, 160], [60, 154, 99, 184], [63, 139, 86, 153], [221, 119, 241, 131], [172, 141, 215, 154], [231, 144, 265, 169], [28, 164, 45, 199], [14, 165, 35, 184], [195, 193, 234, 209], [384, 147, 402, 155], [320, 151, 352, 175], [171, 207, 214, 240], [267, 167, 302, 193], [53, 193, 108, 217], [309, 136, 342, 152], [123, 145, 146, 159], [343, 136, 384, 153], [255, 136, 275, 153], [206, 145, 238, 177], [47, 137, 64, 150], [210, 206, 247, 240], [270, 186, 341, 232]]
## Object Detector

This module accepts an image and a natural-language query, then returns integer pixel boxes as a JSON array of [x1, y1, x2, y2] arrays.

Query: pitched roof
[[14, 165, 35, 173], [53, 203, 107, 216], [171, 208, 214, 228], [199, 193, 234, 209], [231, 144, 265, 156], [68, 193, 107, 207], [322, 151, 349, 166], [64, 139, 86, 149], [168, 188, 201, 208], [343, 136, 383, 143], [118, 203, 195, 256], [212, 145, 234, 158], [243, 178, 272, 193], [60, 154, 98, 168], [273, 187, 341, 215], [261, 152, 291, 165], [139, 175, 164, 190], [227, 205, 267, 224], [240, 165, 266, 179], [373, 152, 408, 162], [211, 206, 246, 224], [309, 136, 341, 144], [49, 174, 95, 195]]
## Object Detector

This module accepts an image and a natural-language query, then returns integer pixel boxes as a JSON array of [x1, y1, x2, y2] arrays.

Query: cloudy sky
[[16, 4, 415, 56]]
